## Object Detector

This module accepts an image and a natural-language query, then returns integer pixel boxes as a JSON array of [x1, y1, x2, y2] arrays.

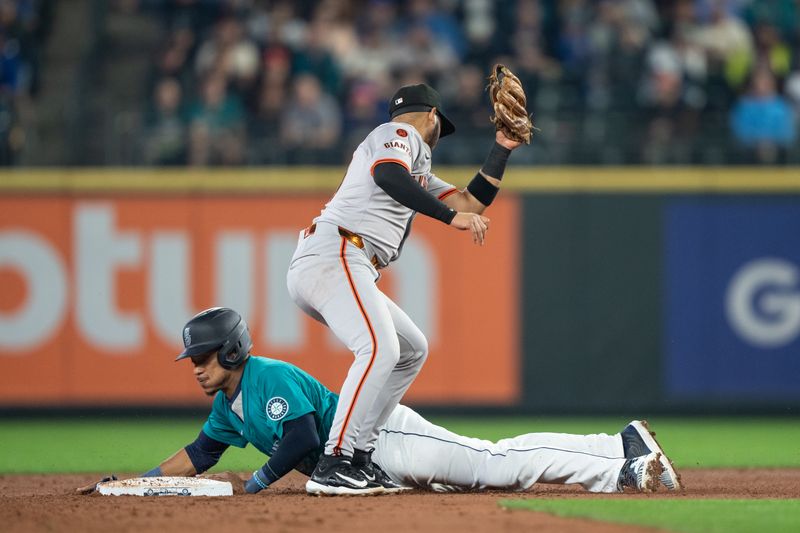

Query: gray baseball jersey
[[314, 121, 458, 267], [287, 120, 457, 460]]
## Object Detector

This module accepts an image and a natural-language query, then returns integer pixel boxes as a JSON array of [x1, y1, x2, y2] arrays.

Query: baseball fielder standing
[[287, 73, 531, 495]]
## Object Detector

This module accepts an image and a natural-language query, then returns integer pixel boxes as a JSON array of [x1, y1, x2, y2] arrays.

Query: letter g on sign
[[725, 258, 800, 349]]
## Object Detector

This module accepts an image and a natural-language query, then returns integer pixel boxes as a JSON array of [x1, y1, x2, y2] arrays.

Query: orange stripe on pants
[[335, 237, 378, 453]]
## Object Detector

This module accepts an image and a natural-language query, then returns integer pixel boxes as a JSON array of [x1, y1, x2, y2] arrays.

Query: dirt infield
[[2, 469, 798, 533]]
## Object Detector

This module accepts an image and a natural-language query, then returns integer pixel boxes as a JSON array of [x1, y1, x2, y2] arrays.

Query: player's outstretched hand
[[200, 471, 247, 495], [450, 212, 490, 245], [75, 474, 117, 495]]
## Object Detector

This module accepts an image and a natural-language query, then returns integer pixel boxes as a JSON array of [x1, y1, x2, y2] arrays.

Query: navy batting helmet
[[175, 307, 252, 370]]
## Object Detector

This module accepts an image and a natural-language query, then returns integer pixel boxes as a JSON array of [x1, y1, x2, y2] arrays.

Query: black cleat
[[353, 449, 411, 494], [305, 453, 383, 496]]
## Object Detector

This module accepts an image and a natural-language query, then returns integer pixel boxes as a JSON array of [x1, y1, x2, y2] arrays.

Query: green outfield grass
[[1, 416, 799, 473], [500, 499, 800, 533]]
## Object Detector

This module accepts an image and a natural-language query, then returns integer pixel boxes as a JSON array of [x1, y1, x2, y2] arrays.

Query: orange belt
[[304, 224, 381, 269]]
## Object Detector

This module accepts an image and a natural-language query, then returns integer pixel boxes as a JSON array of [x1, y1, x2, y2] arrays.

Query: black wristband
[[480, 142, 511, 180], [467, 173, 500, 206]]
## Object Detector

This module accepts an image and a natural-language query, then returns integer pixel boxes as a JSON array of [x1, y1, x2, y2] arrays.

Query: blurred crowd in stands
[[134, 0, 800, 165], [0, 0, 52, 165]]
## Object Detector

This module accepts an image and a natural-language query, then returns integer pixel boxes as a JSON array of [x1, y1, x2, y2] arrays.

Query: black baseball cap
[[389, 84, 455, 137]]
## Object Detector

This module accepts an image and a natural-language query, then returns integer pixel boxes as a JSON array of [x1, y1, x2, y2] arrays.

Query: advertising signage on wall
[[664, 199, 800, 400], [0, 196, 520, 406]]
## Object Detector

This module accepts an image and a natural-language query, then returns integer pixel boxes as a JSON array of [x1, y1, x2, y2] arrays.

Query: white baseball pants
[[287, 222, 428, 457], [373, 405, 627, 493]]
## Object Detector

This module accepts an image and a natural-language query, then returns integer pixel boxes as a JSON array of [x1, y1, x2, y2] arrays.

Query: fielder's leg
[[355, 294, 428, 453], [288, 237, 401, 458]]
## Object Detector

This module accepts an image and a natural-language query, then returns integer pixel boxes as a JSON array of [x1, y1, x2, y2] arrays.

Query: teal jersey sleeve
[[201, 393, 248, 448]]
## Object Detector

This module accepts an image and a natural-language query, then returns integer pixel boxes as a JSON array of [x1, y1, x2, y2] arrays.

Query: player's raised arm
[[440, 64, 534, 215], [372, 161, 491, 245], [438, 131, 521, 215]]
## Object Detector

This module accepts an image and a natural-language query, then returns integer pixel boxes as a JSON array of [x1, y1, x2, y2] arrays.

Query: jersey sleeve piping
[[370, 158, 411, 176], [437, 188, 459, 200]]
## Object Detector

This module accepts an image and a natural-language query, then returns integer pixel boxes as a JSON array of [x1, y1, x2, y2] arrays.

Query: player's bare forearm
[[442, 171, 502, 213], [444, 131, 519, 214], [443, 190, 479, 213], [158, 448, 197, 477], [442, 188, 489, 214]]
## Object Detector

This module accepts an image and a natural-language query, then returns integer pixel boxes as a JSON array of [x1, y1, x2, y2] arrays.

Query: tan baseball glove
[[487, 64, 534, 144]]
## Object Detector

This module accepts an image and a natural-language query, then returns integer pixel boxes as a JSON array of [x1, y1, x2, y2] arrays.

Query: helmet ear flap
[[216, 319, 251, 370], [216, 345, 238, 369]]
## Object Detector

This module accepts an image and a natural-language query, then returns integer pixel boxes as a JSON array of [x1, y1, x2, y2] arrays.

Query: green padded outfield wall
[[521, 195, 663, 412]]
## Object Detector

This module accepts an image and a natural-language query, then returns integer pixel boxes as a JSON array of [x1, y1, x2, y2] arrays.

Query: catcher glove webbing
[[488, 64, 534, 144]]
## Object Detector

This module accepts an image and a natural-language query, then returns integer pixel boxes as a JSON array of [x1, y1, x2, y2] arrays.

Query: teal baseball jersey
[[198, 355, 652, 494], [202, 356, 338, 471]]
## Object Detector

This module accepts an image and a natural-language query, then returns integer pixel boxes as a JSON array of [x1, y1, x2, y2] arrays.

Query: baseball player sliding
[[286, 67, 534, 496], [77, 308, 682, 496]]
